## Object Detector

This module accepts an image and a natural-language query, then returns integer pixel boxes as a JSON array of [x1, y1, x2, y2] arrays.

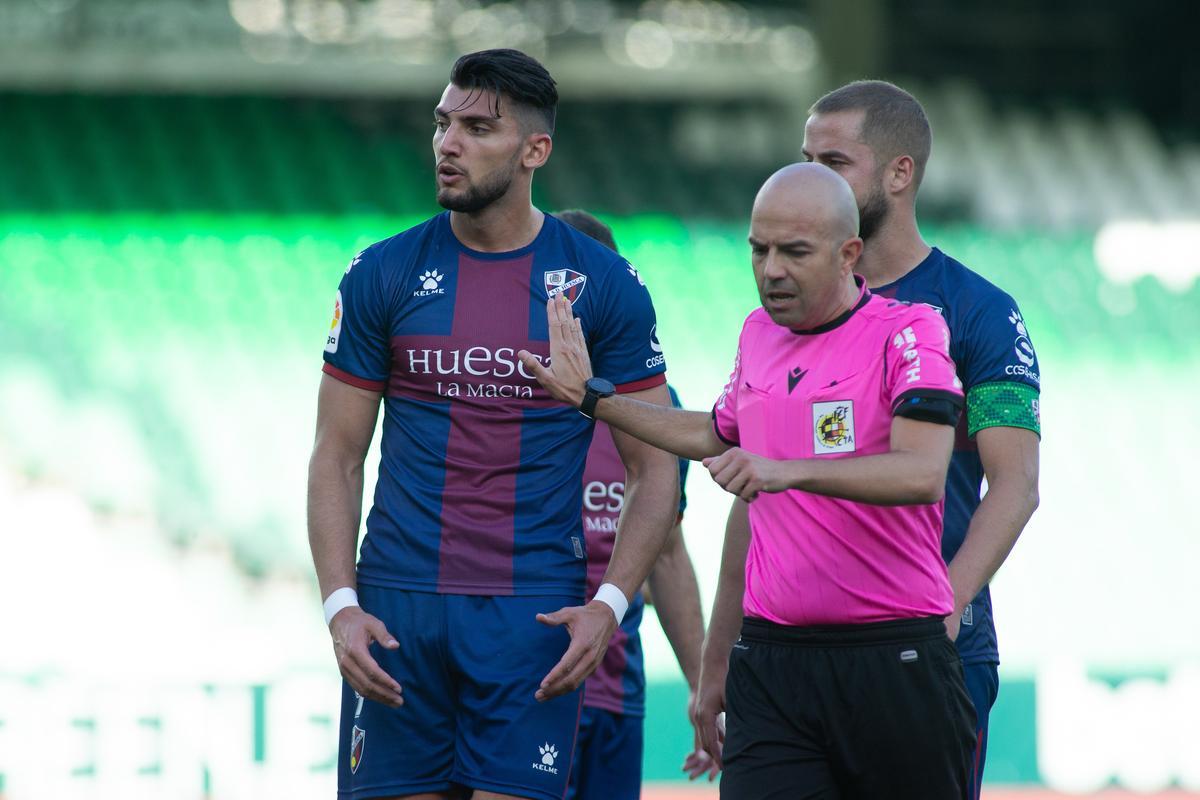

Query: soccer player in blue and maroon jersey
[[307, 50, 680, 800], [554, 209, 705, 799], [691, 81, 1042, 797]]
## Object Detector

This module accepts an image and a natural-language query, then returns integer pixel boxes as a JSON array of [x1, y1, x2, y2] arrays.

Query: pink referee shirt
[[712, 277, 964, 626]]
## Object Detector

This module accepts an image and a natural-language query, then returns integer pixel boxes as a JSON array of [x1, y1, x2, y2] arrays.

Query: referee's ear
[[839, 235, 864, 274]]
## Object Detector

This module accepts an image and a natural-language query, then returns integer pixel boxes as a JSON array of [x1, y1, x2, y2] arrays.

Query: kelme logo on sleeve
[[813, 400, 855, 454]]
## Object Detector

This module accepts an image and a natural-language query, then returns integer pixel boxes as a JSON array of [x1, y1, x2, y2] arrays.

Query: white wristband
[[323, 587, 359, 626], [593, 583, 629, 624]]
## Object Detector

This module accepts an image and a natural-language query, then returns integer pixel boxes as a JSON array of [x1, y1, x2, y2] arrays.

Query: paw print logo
[[1008, 309, 1027, 336], [420, 269, 444, 290], [626, 264, 645, 286], [539, 743, 558, 766]]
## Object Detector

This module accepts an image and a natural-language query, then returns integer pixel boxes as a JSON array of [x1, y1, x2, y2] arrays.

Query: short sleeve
[[589, 258, 667, 393], [711, 338, 744, 447], [321, 248, 391, 391], [886, 306, 964, 425], [956, 292, 1042, 437], [668, 384, 690, 517]]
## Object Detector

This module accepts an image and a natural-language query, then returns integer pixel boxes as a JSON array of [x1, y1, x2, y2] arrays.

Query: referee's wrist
[[323, 586, 359, 626]]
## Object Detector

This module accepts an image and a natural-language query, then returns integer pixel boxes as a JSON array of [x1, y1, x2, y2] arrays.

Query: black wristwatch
[[579, 377, 615, 419]]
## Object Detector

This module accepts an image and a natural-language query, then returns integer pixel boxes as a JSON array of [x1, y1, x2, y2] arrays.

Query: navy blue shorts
[[564, 705, 643, 800], [337, 586, 585, 800], [962, 661, 999, 800]]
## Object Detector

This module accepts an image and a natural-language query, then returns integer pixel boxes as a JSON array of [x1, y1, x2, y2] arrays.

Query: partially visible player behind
[[555, 209, 706, 800]]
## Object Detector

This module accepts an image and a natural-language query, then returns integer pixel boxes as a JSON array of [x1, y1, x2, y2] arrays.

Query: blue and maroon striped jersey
[[580, 386, 689, 717], [875, 247, 1042, 664], [322, 211, 667, 597]]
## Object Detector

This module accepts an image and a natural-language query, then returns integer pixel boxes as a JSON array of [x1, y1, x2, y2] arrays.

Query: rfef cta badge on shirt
[[813, 400, 855, 454]]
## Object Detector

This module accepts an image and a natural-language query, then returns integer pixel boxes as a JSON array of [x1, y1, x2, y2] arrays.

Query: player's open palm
[[519, 293, 593, 407], [534, 601, 617, 701], [329, 606, 404, 708]]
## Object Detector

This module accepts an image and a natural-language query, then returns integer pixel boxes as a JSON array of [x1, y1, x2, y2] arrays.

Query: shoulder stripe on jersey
[[615, 373, 667, 393], [322, 363, 387, 392]]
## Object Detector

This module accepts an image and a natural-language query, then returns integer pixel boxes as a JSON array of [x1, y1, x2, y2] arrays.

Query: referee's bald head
[[753, 162, 860, 245]]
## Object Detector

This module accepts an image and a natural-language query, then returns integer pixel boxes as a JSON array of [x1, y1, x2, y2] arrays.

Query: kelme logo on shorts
[[531, 742, 559, 774]]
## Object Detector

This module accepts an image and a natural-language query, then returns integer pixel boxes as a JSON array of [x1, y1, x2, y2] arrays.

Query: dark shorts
[[962, 661, 1000, 800], [564, 705, 644, 800], [337, 585, 585, 800], [721, 616, 977, 800]]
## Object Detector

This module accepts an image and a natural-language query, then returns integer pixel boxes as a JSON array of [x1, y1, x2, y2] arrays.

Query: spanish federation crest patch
[[813, 400, 855, 455], [350, 725, 366, 774], [544, 269, 587, 304]]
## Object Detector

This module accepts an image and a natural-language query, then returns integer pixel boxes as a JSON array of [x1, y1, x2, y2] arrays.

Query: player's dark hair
[[450, 48, 558, 136], [555, 209, 618, 253], [810, 80, 932, 191]]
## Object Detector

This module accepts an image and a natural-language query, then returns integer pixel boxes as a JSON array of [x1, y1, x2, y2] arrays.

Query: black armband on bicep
[[892, 389, 963, 427]]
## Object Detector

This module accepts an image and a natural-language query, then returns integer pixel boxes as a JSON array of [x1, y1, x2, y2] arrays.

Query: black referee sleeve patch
[[893, 389, 963, 427]]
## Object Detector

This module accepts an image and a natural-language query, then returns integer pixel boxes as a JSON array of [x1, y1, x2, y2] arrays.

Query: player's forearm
[[307, 452, 365, 600], [946, 473, 1039, 611], [646, 524, 705, 689], [595, 395, 724, 461], [601, 453, 680, 602], [781, 450, 949, 505], [701, 501, 750, 674]]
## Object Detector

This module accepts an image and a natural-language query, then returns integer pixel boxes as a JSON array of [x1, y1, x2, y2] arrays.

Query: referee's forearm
[[783, 450, 948, 505], [595, 395, 723, 461]]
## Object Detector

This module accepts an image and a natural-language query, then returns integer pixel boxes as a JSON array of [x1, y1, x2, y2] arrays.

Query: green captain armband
[[965, 382, 1041, 438]]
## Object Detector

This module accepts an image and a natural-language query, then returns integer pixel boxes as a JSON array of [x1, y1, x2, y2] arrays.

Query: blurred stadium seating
[[2, 9, 1200, 794]]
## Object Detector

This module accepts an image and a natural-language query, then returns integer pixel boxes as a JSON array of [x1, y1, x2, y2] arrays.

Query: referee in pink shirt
[[521, 162, 976, 798]]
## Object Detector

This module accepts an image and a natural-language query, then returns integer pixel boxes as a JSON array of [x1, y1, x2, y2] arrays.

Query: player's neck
[[450, 194, 545, 254], [857, 212, 931, 289]]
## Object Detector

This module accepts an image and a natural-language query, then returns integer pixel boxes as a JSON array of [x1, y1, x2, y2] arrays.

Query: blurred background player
[[308, 49, 680, 800], [554, 209, 706, 800], [692, 80, 1042, 796], [523, 163, 977, 799]]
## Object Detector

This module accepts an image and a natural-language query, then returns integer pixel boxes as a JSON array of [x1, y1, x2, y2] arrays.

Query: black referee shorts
[[721, 616, 977, 800]]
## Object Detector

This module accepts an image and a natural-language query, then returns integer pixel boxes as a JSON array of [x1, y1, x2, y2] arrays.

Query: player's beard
[[436, 152, 520, 213], [858, 181, 890, 242]]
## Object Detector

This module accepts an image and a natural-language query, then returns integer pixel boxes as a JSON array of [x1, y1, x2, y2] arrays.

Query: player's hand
[[691, 660, 728, 774], [944, 609, 962, 642], [329, 606, 404, 708], [534, 600, 617, 701], [682, 747, 721, 782], [518, 293, 593, 408], [702, 447, 789, 502]]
